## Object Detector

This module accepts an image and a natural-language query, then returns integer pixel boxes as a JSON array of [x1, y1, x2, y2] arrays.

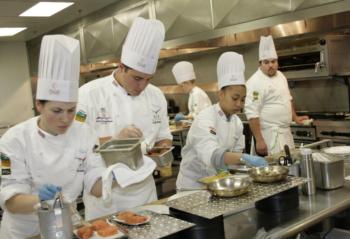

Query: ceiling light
[[0, 27, 27, 37], [20, 2, 74, 17]]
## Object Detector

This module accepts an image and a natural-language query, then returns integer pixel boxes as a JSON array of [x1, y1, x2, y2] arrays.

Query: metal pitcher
[[37, 193, 73, 239]]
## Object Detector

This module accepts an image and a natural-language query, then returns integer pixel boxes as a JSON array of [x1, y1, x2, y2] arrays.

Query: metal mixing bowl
[[249, 165, 289, 183], [207, 175, 251, 197]]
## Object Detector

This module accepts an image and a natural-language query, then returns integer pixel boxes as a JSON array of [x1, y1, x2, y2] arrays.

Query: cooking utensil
[[96, 138, 143, 170], [249, 165, 289, 183], [147, 146, 174, 167], [207, 175, 251, 197], [278, 145, 293, 166]]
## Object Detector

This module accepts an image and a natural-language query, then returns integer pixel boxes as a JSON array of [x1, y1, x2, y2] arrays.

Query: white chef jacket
[[77, 71, 173, 220], [0, 117, 105, 239], [245, 68, 294, 154], [188, 86, 212, 118], [176, 103, 245, 190]]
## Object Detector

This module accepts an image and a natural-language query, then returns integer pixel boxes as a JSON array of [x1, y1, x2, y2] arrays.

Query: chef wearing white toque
[[172, 61, 212, 121], [245, 35, 309, 156], [77, 17, 173, 220], [0, 35, 106, 238], [176, 52, 267, 190]]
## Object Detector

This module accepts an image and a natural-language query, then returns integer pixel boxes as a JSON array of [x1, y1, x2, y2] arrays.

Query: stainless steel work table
[[224, 181, 350, 238]]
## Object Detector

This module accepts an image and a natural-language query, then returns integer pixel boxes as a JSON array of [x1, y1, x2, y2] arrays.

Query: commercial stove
[[293, 112, 350, 146]]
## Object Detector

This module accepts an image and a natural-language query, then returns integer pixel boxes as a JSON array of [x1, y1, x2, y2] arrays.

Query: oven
[[314, 120, 350, 146], [291, 125, 317, 147]]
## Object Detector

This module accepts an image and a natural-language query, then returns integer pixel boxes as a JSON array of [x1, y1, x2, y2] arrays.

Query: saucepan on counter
[[249, 165, 289, 183]]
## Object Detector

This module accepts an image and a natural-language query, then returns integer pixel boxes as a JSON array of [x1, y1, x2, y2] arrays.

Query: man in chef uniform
[[176, 52, 267, 190], [172, 61, 212, 121], [77, 17, 173, 220], [0, 35, 106, 238], [245, 35, 309, 156]]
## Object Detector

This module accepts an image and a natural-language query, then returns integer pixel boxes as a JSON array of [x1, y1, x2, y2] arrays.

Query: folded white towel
[[102, 156, 156, 206]]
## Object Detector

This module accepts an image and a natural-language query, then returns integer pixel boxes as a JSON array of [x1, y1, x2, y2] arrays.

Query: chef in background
[[172, 61, 212, 121], [0, 35, 106, 238], [176, 52, 267, 190], [245, 35, 309, 156], [77, 17, 173, 220]]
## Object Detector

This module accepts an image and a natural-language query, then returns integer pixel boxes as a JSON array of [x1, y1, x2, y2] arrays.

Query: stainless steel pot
[[249, 165, 289, 183], [207, 175, 251, 197], [37, 193, 73, 239]]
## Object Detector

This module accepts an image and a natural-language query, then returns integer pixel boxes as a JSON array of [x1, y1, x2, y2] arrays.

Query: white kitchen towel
[[102, 156, 156, 206]]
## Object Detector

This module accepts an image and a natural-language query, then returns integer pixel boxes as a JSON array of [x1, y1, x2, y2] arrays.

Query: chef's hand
[[294, 115, 309, 125], [256, 140, 268, 156], [242, 154, 268, 167], [174, 113, 185, 122], [117, 125, 143, 139], [38, 184, 61, 201]]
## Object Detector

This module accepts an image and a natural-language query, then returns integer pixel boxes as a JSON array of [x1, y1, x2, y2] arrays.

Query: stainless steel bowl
[[207, 175, 251, 197], [249, 165, 289, 183]]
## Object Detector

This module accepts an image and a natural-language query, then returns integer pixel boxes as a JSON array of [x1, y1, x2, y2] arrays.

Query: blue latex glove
[[242, 154, 268, 167], [38, 184, 61, 201], [174, 113, 185, 122]]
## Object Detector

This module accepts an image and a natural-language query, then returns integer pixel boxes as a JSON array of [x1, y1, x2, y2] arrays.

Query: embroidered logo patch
[[75, 110, 87, 123], [209, 126, 217, 135], [1, 152, 11, 175], [253, 91, 259, 101]]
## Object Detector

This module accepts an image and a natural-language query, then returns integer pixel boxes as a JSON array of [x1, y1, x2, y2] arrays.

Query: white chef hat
[[259, 35, 278, 60], [36, 35, 80, 102], [217, 51, 245, 90], [172, 61, 196, 84], [121, 17, 165, 75]]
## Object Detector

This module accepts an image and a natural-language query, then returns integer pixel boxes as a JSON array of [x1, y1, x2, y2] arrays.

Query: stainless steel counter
[[224, 181, 350, 239]]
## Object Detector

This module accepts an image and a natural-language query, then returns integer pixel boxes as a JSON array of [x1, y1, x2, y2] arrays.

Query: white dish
[[323, 146, 350, 156], [74, 221, 124, 239], [110, 212, 151, 226]]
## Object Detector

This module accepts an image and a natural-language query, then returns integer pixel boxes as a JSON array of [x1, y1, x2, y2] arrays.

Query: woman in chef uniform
[[0, 35, 106, 238], [172, 61, 212, 121], [176, 52, 268, 190]]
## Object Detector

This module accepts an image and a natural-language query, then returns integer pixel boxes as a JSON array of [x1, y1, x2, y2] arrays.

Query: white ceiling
[[0, 0, 121, 42]]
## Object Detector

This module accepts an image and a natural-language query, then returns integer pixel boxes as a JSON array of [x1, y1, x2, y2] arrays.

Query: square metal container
[[147, 147, 174, 167], [96, 138, 143, 170], [314, 158, 344, 190]]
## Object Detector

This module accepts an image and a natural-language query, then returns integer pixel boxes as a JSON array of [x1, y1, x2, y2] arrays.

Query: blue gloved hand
[[174, 113, 185, 122], [242, 153, 268, 167], [38, 184, 61, 201]]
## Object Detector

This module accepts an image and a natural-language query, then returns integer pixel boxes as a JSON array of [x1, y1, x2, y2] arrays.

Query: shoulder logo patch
[[1, 152, 11, 175], [75, 110, 87, 123]]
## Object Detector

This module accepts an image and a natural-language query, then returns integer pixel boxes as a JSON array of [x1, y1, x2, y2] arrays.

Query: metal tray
[[167, 176, 307, 219], [146, 147, 174, 167], [96, 139, 143, 170]]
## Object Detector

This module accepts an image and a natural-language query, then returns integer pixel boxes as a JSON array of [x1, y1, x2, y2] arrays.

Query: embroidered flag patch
[[253, 91, 259, 101], [1, 152, 11, 175], [75, 110, 87, 122]]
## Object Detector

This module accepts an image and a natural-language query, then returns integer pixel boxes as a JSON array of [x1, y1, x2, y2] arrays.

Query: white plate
[[74, 221, 125, 239], [110, 212, 151, 226], [134, 204, 169, 215], [323, 146, 350, 156]]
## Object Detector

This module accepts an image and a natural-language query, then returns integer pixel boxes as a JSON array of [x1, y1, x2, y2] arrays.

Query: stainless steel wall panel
[[155, 0, 213, 40], [83, 18, 114, 60]]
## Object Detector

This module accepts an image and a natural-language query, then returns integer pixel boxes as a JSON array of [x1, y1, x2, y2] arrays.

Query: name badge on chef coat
[[96, 107, 113, 124], [76, 150, 88, 172], [152, 107, 162, 124]]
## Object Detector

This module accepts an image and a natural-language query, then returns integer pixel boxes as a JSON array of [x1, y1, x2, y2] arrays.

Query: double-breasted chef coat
[[77, 71, 173, 220], [176, 103, 245, 190], [0, 117, 105, 239], [245, 68, 294, 155], [188, 86, 212, 118]]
